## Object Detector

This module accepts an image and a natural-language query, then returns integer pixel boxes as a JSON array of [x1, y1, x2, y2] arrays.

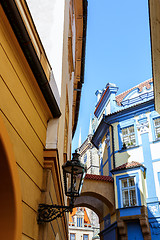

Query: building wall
[[26, 0, 65, 94], [108, 107, 160, 238], [0, 6, 52, 239], [69, 208, 94, 240], [78, 135, 99, 175], [149, 0, 160, 114], [0, 0, 87, 239], [91, 80, 160, 239], [69, 228, 93, 240], [77, 131, 100, 237], [53, 0, 73, 178]]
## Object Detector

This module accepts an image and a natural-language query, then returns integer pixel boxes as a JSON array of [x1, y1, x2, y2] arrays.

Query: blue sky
[[72, 0, 152, 152]]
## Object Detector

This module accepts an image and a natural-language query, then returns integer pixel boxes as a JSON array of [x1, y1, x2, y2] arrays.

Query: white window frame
[[121, 125, 136, 148], [154, 117, 160, 140], [120, 176, 138, 208], [83, 234, 89, 240], [70, 233, 76, 240]]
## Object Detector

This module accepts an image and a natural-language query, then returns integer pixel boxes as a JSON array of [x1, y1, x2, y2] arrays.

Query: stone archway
[[75, 195, 104, 222], [75, 174, 115, 216], [74, 174, 115, 239], [0, 115, 22, 240]]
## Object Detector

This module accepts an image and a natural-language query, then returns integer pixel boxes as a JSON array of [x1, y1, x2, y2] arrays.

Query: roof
[[69, 207, 91, 224], [94, 86, 109, 115], [69, 208, 77, 222], [84, 208, 90, 223], [1, 0, 61, 118], [116, 78, 153, 106], [91, 98, 155, 149], [103, 98, 154, 120], [111, 161, 145, 173], [85, 174, 113, 182]]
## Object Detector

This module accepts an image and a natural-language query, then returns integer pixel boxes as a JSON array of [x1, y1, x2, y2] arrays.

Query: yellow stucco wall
[[1, 0, 86, 238], [101, 127, 115, 176], [103, 145, 109, 175], [54, 0, 73, 214], [0, 6, 66, 239]]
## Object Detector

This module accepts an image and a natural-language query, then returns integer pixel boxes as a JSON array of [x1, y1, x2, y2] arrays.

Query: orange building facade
[[69, 208, 94, 240]]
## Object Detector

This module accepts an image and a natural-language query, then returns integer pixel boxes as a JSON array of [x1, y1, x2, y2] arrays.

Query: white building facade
[[69, 208, 94, 240]]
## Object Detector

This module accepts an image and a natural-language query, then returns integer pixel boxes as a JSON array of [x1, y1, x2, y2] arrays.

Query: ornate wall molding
[[137, 115, 149, 134]]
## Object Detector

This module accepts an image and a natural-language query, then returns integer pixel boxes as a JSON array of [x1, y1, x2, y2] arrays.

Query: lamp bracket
[[37, 204, 73, 223]]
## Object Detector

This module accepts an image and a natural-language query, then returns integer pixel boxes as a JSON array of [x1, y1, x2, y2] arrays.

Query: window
[[121, 126, 136, 148], [77, 217, 82, 227], [154, 118, 160, 140], [70, 233, 75, 240], [84, 154, 87, 164], [83, 234, 89, 240], [121, 177, 137, 207]]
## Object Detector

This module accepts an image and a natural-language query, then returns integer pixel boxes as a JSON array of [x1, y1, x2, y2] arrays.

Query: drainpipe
[[103, 120, 115, 169]]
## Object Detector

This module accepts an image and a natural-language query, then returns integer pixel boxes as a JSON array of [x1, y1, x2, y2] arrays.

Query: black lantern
[[37, 150, 86, 223], [63, 151, 86, 201]]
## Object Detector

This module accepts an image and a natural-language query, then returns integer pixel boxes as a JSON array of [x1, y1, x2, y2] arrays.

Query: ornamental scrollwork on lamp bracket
[[37, 150, 86, 224], [37, 204, 73, 224]]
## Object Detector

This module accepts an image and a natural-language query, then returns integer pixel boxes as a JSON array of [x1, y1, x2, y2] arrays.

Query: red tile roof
[[116, 78, 153, 106], [85, 173, 113, 182], [111, 161, 145, 172]]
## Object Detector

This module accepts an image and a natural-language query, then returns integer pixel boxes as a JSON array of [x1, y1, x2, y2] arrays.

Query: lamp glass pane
[[73, 174, 81, 194], [66, 172, 72, 194]]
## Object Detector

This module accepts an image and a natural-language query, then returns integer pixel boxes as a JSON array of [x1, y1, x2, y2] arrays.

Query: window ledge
[[118, 205, 142, 217], [119, 205, 140, 209], [153, 139, 160, 144], [119, 145, 139, 152]]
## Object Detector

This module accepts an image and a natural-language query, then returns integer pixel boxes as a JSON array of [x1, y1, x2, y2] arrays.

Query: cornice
[[72, 0, 88, 137], [92, 99, 155, 149]]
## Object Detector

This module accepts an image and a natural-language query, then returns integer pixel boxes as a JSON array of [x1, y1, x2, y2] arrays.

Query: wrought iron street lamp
[[37, 151, 86, 223]]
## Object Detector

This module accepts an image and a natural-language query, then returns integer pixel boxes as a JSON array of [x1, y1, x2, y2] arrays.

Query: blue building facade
[[92, 79, 160, 239]]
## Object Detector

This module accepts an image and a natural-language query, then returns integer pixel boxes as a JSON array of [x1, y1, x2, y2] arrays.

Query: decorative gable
[[94, 79, 153, 121], [94, 83, 118, 118], [116, 79, 153, 107]]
